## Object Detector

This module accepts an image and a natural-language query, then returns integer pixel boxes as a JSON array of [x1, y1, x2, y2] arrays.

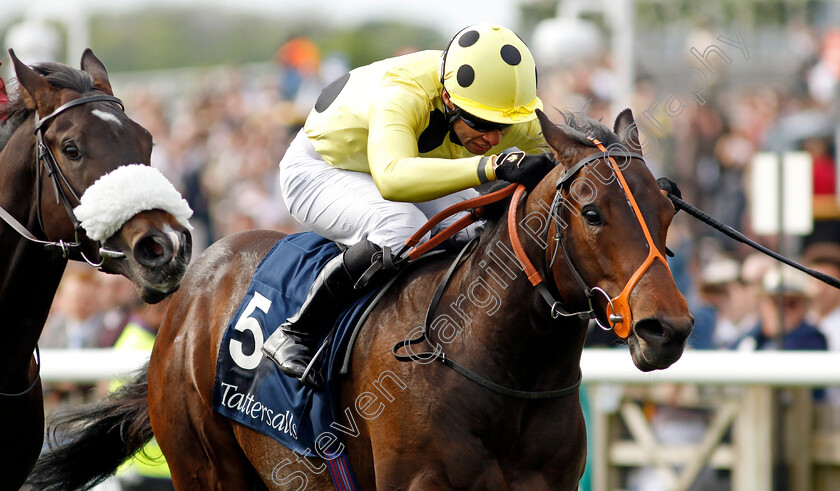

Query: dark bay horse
[[1, 50, 192, 489], [27, 109, 692, 490]]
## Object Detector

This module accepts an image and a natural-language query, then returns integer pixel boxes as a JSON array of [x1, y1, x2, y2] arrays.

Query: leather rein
[[393, 140, 669, 398], [0, 94, 128, 267]]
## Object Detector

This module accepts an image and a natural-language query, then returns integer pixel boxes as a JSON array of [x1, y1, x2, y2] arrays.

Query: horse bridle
[[0, 95, 129, 399], [0, 94, 128, 266], [393, 139, 672, 397], [519, 137, 671, 338]]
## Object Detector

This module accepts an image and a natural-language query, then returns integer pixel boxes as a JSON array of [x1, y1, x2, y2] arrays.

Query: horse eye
[[582, 205, 603, 226], [62, 143, 81, 160]]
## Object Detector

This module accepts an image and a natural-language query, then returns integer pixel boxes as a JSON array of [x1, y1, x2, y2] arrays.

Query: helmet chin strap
[[441, 90, 464, 146], [445, 117, 463, 146]]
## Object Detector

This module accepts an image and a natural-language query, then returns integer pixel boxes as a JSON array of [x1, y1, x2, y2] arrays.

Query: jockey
[[263, 24, 554, 388]]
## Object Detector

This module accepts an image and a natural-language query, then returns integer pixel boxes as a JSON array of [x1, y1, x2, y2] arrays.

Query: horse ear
[[613, 108, 643, 155], [80, 48, 113, 95], [536, 109, 577, 170], [9, 49, 57, 114]]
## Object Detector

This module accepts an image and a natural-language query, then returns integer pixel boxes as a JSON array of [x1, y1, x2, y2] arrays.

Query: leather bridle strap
[[34, 95, 124, 234], [0, 94, 125, 263], [586, 138, 670, 337], [506, 141, 668, 336], [0, 205, 78, 256], [506, 145, 643, 288], [33, 94, 124, 132], [393, 238, 582, 399]]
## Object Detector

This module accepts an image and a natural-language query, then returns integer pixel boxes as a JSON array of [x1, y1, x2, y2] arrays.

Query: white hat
[[761, 266, 811, 297]]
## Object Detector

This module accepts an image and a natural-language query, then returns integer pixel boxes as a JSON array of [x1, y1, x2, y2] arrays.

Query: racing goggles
[[451, 105, 512, 133]]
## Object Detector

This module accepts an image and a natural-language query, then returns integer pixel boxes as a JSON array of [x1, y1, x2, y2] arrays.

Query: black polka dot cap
[[440, 24, 542, 124]]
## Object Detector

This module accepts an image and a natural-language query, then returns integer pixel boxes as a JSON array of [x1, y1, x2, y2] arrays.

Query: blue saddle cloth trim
[[212, 232, 372, 488]]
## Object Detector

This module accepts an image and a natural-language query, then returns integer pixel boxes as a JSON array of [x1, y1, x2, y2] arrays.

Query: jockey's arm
[[367, 94, 487, 202]]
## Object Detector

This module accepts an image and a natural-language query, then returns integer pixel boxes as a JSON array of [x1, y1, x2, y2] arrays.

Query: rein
[[0, 94, 127, 266], [0, 346, 40, 398], [392, 141, 668, 396], [394, 238, 582, 399]]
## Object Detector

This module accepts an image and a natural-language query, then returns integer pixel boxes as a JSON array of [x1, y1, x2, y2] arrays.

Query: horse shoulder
[[338, 258, 459, 486], [151, 230, 285, 402]]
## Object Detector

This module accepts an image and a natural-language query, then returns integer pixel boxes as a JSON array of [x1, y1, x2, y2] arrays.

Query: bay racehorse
[[27, 108, 692, 490], [1, 49, 192, 489]]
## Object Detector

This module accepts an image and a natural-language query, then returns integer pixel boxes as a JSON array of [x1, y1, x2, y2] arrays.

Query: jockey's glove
[[493, 151, 555, 191], [656, 177, 683, 215]]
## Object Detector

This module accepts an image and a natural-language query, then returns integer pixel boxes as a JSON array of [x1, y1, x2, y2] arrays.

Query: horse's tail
[[26, 362, 153, 491]]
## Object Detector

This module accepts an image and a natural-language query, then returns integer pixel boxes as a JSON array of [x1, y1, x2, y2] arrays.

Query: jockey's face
[[442, 90, 508, 156], [451, 119, 506, 155]]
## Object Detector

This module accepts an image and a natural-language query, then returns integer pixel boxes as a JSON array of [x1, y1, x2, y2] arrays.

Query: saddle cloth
[[212, 232, 379, 486]]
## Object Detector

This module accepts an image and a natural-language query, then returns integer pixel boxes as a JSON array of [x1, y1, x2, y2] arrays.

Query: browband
[[556, 150, 643, 187], [34, 94, 123, 132]]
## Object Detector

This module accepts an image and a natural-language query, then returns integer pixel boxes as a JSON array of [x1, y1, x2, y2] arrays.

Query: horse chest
[[399, 404, 586, 489]]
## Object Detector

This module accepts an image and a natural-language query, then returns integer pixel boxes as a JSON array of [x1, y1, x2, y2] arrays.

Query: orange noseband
[[588, 139, 670, 337], [507, 138, 671, 338]]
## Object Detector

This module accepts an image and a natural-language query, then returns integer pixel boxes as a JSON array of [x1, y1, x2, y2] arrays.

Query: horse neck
[[0, 117, 67, 385], [441, 194, 587, 391]]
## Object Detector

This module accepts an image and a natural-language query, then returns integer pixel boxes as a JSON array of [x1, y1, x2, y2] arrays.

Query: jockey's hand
[[656, 177, 682, 200], [494, 151, 555, 191], [656, 177, 683, 215]]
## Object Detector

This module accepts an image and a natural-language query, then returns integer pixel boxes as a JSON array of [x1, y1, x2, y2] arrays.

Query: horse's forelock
[[33, 62, 95, 93], [556, 111, 620, 150], [481, 113, 621, 224]]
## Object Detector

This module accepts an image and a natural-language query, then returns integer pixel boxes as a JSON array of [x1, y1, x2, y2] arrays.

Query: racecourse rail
[[39, 348, 840, 385], [40, 348, 840, 491]]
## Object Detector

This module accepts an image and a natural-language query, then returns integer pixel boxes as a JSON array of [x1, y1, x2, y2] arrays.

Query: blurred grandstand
[[4, 1, 840, 489]]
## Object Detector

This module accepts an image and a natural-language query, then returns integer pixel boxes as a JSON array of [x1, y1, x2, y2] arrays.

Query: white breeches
[[279, 131, 481, 250]]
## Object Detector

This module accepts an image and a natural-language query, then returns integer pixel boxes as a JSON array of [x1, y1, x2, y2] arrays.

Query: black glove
[[494, 151, 555, 191], [656, 177, 682, 215], [656, 177, 682, 199]]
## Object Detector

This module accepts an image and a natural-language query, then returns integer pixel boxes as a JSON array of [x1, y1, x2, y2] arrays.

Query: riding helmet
[[440, 24, 542, 125]]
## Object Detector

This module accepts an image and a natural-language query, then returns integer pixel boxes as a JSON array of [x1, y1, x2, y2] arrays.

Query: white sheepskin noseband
[[74, 164, 194, 241]]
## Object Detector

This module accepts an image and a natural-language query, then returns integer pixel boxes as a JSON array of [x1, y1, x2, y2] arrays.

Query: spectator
[[729, 252, 775, 340], [41, 263, 104, 350], [733, 266, 827, 352], [802, 243, 840, 406], [0, 68, 9, 122], [691, 256, 741, 349], [41, 263, 105, 408], [803, 242, 840, 347], [96, 274, 141, 349], [803, 137, 836, 196]]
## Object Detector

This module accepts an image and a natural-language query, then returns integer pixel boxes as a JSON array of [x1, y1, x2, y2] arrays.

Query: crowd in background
[[30, 22, 840, 489], [41, 20, 840, 390]]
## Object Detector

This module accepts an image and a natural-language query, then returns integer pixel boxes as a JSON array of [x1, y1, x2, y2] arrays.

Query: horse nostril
[[634, 318, 671, 344], [134, 233, 174, 268]]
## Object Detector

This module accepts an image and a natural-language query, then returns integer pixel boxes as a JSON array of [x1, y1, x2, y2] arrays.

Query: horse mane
[[479, 111, 621, 224], [551, 110, 620, 159], [0, 62, 95, 150]]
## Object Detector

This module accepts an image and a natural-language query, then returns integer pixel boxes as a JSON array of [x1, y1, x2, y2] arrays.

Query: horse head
[[533, 108, 693, 370], [8, 49, 192, 303]]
